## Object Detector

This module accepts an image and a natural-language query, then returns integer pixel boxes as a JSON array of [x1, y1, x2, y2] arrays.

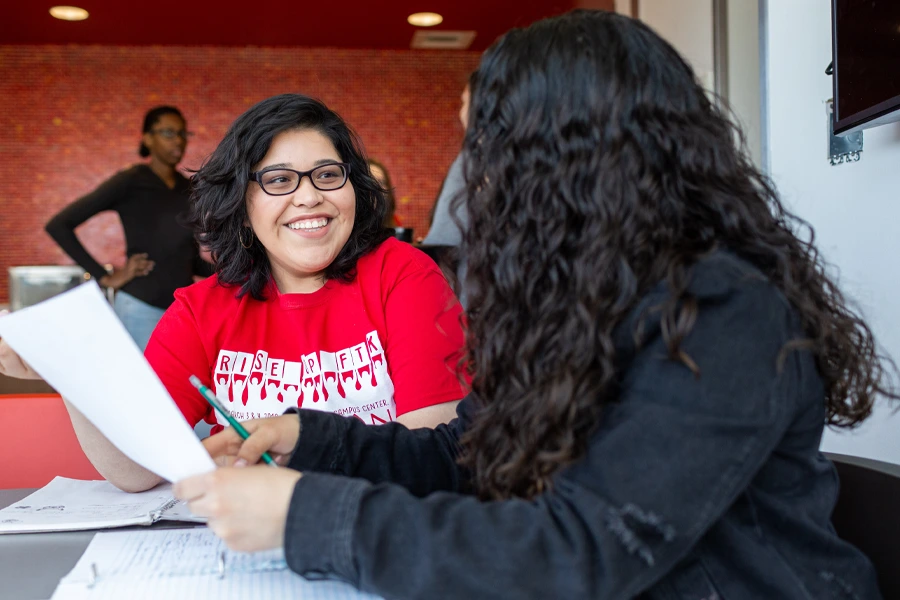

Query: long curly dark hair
[[456, 10, 899, 501], [189, 94, 390, 300]]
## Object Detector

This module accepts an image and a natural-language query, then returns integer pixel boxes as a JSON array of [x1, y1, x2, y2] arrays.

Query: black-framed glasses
[[151, 128, 193, 140], [249, 163, 351, 196]]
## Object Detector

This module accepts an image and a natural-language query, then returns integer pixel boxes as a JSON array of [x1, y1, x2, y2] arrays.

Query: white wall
[[765, 0, 900, 464], [627, 0, 762, 167], [726, 0, 762, 167], [614, 0, 634, 17], [638, 0, 715, 92]]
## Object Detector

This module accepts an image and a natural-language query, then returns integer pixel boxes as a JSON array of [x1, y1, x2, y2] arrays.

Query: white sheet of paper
[[52, 529, 379, 600], [0, 282, 214, 482]]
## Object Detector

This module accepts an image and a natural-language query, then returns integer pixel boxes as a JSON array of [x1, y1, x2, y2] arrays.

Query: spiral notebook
[[0, 477, 204, 534], [51, 528, 381, 599]]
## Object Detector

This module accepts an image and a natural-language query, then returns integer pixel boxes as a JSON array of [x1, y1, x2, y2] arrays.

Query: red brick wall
[[0, 45, 480, 305]]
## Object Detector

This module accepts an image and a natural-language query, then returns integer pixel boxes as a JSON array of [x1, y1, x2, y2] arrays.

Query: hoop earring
[[239, 228, 254, 249]]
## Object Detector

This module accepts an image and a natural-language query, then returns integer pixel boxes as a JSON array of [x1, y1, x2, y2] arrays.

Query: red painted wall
[[0, 45, 480, 305]]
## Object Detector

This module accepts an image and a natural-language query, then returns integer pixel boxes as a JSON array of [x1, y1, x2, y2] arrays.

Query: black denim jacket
[[283, 252, 880, 600]]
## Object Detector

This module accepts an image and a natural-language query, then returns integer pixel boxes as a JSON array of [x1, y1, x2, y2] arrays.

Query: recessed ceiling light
[[408, 12, 443, 27], [49, 6, 89, 21]]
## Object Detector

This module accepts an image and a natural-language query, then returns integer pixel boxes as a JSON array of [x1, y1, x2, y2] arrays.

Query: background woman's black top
[[45, 164, 212, 309]]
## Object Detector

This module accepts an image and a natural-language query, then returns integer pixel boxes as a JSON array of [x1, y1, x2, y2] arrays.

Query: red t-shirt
[[145, 239, 467, 433]]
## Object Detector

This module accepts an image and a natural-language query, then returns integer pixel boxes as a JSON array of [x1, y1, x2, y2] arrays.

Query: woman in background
[[176, 11, 892, 599], [45, 106, 211, 350], [421, 81, 470, 248], [367, 158, 398, 228], [420, 80, 473, 303]]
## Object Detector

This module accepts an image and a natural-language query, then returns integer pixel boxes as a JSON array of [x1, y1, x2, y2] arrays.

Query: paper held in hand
[[0, 282, 214, 482]]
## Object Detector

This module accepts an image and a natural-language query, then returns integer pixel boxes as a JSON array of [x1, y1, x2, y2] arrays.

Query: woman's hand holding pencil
[[189, 375, 281, 466], [201, 413, 301, 468]]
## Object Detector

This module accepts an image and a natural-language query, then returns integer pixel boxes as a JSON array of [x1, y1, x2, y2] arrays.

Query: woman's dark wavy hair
[[139, 105, 184, 158], [455, 10, 899, 501], [189, 94, 390, 299]]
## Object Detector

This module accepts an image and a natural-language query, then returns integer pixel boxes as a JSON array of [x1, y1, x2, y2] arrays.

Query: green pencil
[[189, 374, 277, 467]]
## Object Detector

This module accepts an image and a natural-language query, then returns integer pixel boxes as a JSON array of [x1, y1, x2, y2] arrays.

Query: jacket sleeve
[[286, 397, 474, 496], [282, 281, 800, 599], [45, 170, 131, 281]]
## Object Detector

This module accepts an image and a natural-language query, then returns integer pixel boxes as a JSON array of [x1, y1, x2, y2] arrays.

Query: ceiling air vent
[[410, 30, 476, 50]]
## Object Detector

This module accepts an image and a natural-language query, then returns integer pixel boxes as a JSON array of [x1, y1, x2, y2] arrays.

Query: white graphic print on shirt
[[212, 330, 396, 426]]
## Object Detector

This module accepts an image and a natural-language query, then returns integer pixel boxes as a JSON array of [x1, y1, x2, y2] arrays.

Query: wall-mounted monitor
[[831, 0, 900, 135]]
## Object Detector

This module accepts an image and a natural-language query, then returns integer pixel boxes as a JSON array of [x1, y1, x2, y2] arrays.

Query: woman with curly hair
[[171, 10, 894, 598]]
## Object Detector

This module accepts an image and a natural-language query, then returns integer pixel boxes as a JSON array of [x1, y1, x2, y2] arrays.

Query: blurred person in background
[[45, 106, 212, 351], [367, 158, 398, 229], [419, 79, 473, 303], [421, 79, 471, 248]]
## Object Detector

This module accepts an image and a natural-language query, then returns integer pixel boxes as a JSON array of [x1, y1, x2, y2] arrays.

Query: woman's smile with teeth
[[287, 218, 329, 230]]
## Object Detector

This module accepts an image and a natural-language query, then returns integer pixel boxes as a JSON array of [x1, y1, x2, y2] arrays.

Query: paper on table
[[0, 477, 205, 534], [0, 282, 214, 482], [51, 529, 380, 600], [0, 476, 172, 533]]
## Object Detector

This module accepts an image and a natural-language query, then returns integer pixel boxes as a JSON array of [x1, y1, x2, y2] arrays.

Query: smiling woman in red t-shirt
[[147, 98, 467, 438]]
